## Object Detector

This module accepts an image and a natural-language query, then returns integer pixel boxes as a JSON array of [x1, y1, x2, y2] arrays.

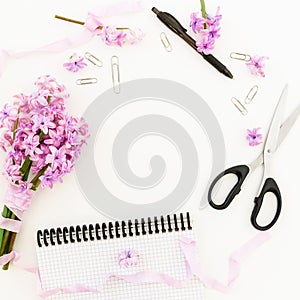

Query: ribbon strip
[[0, 232, 267, 298], [39, 271, 191, 298], [180, 232, 271, 292], [0, 1, 145, 77], [0, 215, 22, 232], [0, 250, 20, 266]]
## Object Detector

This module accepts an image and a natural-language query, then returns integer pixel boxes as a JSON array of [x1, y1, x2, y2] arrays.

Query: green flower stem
[[2, 232, 17, 270], [0, 206, 9, 247], [39, 131, 45, 142], [200, 0, 207, 18], [31, 164, 50, 190], [0, 211, 16, 255], [12, 107, 20, 141]]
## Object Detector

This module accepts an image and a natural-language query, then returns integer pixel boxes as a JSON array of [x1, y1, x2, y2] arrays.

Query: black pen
[[152, 7, 233, 79]]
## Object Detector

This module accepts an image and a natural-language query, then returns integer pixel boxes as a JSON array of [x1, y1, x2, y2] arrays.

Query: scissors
[[208, 85, 299, 231]]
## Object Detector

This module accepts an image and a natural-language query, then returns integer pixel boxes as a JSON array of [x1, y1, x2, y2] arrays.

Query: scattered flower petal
[[246, 128, 263, 146], [63, 53, 87, 72], [246, 55, 269, 77]]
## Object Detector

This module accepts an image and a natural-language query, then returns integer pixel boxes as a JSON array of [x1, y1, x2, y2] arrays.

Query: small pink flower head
[[196, 36, 215, 55], [126, 27, 145, 45], [0, 104, 18, 129], [246, 55, 269, 77], [206, 7, 222, 27], [190, 12, 205, 33], [63, 53, 87, 72], [100, 26, 127, 47], [39, 167, 61, 189], [118, 249, 140, 268], [246, 127, 263, 146]]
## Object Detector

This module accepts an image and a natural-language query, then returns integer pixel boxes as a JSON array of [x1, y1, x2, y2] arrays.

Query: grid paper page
[[36, 222, 204, 299]]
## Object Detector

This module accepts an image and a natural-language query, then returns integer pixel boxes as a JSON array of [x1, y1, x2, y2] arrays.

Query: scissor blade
[[264, 84, 289, 155], [249, 90, 299, 171], [277, 102, 300, 149]]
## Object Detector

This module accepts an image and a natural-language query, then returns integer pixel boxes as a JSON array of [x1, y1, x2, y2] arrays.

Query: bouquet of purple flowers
[[0, 75, 89, 270]]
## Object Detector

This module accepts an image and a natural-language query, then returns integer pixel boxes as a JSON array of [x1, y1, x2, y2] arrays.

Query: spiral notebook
[[35, 212, 204, 299]]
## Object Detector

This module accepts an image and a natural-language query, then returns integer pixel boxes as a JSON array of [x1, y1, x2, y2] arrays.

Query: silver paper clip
[[244, 85, 258, 104], [76, 78, 98, 85], [84, 52, 103, 67], [160, 32, 172, 52], [111, 55, 120, 94], [231, 97, 248, 115], [230, 52, 251, 62]]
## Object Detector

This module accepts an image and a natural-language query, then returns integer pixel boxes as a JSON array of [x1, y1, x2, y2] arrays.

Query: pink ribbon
[[0, 215, 22, 232], [0, 1, 145, 77], [0, 183, 30, 233], [35, 233, 270, 297], [0, 250, 20, 266], [38, 271, 190, 298], [180, 232, 271, 292]]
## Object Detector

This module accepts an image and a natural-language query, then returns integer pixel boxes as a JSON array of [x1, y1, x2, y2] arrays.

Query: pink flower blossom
[[35, 75, 69, 99], [246, 128, 263, 146], [196, 37, 215, 55], [100, 26, 127, 46], [22, 133, 40, 157], [4, 161, 22, 182], [246, 55, 269, 77], [44, 128, 64, 147], [190, 12, 205, 33], [118, 249, 140, 268], [45, 146, 66, 170], [0, 104, 18, 128], [126, 28, 145, 44], [32, 114, 55, 134], [39, 168, 61, 189], [63, 53, 87, 72], [29, 90, 49, 107], [206, 7, 222, 27], [0, 138, 7, 152]]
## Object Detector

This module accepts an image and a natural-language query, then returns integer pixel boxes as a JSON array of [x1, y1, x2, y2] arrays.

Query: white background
[[0, 0, 299, 299]]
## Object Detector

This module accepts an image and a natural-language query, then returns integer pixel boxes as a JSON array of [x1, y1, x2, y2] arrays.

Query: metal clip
[[76, 78, 98, 85], [84, 52, 103, 67], [231, 97, 248, 115], [230, 52, 251, 62], [111, 55, 120, 94], [244, 85, 258, 104], [160, 32, 172, 52]]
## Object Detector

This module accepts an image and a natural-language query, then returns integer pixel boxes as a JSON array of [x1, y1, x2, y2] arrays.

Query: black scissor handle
[[251, 178, 282, 231], [208, 165, 250, 210]]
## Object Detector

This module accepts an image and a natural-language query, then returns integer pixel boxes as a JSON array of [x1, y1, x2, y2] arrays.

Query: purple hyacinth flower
[[246, 128, 263, 146], [63, 53, 87, 72]]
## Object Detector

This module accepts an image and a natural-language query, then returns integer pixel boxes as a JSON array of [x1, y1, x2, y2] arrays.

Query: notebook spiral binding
[[37, 212, 193, 248]]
